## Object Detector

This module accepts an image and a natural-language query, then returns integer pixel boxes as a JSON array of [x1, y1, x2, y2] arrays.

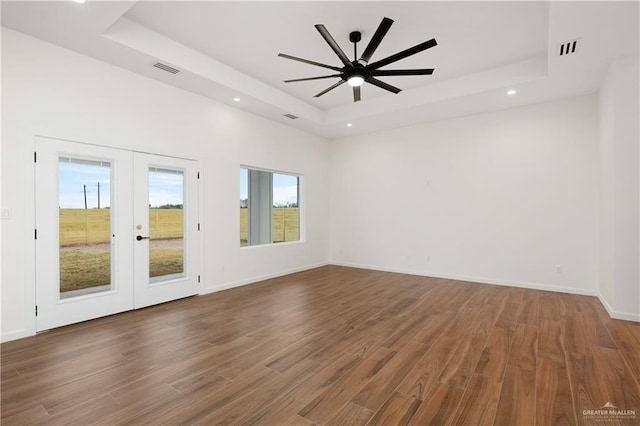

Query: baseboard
[[329, 261, 599, 297], [200, 261, 330, 295], [1, 328, 33, 343], [4, 262, 634, 344], [598, 294, 640, 322], [2, 263, 329, 343]]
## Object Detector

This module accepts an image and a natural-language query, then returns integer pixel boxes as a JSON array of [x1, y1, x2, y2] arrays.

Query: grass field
[[60, 250, 111, 291], [59, 208, 184, 245], [59, 239, 184, 293]]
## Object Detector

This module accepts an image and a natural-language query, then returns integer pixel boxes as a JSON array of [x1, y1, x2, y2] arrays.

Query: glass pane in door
[[58, 157, 112, 299], [148, 167, 184, 282]]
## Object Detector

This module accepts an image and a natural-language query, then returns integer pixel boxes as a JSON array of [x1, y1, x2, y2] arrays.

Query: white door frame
[[34, 136, 200, 332]]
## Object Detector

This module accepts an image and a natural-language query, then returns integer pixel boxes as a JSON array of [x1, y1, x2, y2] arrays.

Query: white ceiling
[[2, 1, 638, 138]]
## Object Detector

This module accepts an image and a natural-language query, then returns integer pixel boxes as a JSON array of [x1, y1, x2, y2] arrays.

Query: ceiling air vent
[[153, 62, 181, 74], [558, 39, 580, 56], [283, 113, 299, 120]]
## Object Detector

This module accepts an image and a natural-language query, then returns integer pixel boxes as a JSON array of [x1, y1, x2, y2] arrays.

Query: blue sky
[[240, 169, 299, 206], [59, 162, 297, 208], [148, 170, 184, 207], [59, 161, 184, 208], [59, 161, 111, 208]]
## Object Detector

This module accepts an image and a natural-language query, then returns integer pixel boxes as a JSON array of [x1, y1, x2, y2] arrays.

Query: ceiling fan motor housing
[[342, 63, 369, 82]]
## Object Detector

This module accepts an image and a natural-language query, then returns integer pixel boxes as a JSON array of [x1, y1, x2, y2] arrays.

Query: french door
[[35, 137, 199, 331]]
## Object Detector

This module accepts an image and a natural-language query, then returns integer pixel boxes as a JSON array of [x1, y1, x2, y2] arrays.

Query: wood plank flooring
[[2, 265, 640, 425]]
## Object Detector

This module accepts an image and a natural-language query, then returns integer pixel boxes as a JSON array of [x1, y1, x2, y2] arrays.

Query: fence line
[[61, 208, 299, 246], [240, 208, 299, 244], [59, 209, 184, 246]]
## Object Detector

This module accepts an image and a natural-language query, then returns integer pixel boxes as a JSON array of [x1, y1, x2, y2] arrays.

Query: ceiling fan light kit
[[279, 17, 437, 102], [347, 76, 364, 87]]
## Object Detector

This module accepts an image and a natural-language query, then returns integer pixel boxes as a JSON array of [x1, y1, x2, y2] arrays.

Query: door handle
[[136, 235, 150, 241]]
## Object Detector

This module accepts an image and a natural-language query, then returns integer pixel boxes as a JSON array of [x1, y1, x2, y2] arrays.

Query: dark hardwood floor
[[2, 266, 639, 425]]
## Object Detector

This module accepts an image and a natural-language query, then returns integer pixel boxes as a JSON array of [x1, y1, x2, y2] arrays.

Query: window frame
[[239, 165, 303, 248]]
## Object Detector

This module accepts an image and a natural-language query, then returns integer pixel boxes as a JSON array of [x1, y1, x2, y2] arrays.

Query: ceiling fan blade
[[368, 38, 438, 70], [366, 77, 401, 94], [278, 53, 342, 71], [359, 17, 394, 64], [314, 79, 346, 98], [315, 24, 352, 66], [372, 68, 435, 76], [284, 74, 342, 83], [353, 86, 361, 102]]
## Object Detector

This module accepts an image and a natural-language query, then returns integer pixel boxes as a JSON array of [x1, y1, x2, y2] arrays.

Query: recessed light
[[72, 0, 85, 3], [233, 97, 240, 102], [346, 123, 353, 127], [507, 89, 517, 95]]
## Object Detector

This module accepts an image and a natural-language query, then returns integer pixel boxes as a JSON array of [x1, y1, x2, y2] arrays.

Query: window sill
[[239, 240, 305, 249]]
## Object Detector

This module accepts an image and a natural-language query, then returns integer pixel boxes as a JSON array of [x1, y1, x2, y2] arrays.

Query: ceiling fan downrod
[[349, 31, 361, 62]]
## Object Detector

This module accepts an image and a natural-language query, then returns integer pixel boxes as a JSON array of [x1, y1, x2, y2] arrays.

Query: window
[[240, 167, 300, 246]]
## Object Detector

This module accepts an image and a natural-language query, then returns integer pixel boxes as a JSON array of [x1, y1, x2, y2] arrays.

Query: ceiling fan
[[278, 17, 437, 102]]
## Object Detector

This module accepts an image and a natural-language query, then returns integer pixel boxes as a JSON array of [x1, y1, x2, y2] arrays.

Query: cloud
[[59, 162, 111, 208], [148, 171, 184, 207], [273, 184, 298, 206]]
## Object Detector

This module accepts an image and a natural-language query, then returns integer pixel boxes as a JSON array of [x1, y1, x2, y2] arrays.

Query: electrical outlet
[[1, 208, 11, 220], [556, 265, 563, 274]]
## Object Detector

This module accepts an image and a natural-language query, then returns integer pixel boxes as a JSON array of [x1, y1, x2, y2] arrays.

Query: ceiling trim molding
[[103, 17, 325, 123]]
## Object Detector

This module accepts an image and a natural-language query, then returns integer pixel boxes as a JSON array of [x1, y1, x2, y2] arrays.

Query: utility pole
[[83, 184, 88, 209], [96, 182, 102, 209]]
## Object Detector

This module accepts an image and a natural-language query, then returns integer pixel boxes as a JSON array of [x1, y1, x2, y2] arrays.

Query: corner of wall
[[598, 293, 640, 322], [596, 55, 640, 323]]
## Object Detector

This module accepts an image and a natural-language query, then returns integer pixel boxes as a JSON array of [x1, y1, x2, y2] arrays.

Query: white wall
[[598, 56, 640, 321], [329, 95, 599, 295], [1, 29, 330, 341], [3, 29, 637, 343]]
